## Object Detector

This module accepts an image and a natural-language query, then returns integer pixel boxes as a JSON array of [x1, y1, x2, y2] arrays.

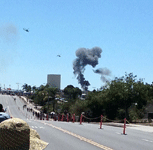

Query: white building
[[47, 74, 61, 89]]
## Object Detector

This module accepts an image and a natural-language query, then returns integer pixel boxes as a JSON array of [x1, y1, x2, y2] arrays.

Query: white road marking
[[39, 127, 45, 128], [31, 126, 44, 129], [39, 121, 113, 150], [142, 139, 153, 143]]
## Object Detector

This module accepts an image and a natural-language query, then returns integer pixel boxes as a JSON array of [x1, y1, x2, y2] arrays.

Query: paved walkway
[[103, 122, 153, 133], [128, 124, 153, 133], [20, 96, 40, 113]]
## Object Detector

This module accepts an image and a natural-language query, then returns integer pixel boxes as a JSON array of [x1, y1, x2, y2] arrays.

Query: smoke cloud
[[0, 23, 18, 71], [73, 47, 102, 91], [0, 23, 18, 42], [93, 68, 111, 82]]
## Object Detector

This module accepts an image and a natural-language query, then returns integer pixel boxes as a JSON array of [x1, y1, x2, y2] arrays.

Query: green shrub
[[69, 100, 88, 116], [129, 109, 139, 122], [148, 118, 152, 123], [117, 109, 126, 119]]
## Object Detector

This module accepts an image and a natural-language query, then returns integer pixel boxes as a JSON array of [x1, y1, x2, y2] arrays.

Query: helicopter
[[23, 28, 29, 32], [57, 55, 61, 57]]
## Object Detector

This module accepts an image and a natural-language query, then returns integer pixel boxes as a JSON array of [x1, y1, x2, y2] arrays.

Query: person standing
[[0, 104, 4, 112], [0, 104, 10, 123]]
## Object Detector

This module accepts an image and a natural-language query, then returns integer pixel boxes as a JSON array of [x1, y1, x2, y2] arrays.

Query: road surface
[[1, 94, 153, 150]]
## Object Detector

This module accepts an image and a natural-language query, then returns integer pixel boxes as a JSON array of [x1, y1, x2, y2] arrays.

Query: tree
[[73, 87, 82, 99], [22, 83, 31, 93], [44, 87, 58, 112], [22, 84, 28, 92], [32, 86, 37, 93], [32, 85, 58, 112], [63, 85, 82, 101], [70, 100, 88, 116], [34, 90, 46, 106], [86, 72, 152, 120], [86, 90, 106, 118]]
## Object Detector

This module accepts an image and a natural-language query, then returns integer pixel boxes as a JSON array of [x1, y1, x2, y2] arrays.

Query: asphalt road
[[1, 94, 153, 150]]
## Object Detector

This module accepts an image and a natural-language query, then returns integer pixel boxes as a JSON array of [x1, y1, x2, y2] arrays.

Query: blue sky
[[0, 0, 153, 91]]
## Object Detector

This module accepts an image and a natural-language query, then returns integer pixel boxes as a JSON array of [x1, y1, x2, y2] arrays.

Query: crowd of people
[[23, 104, 47, 120]]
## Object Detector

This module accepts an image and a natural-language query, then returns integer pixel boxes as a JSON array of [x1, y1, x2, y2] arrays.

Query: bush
[[129, 109, 139, 122], [60, 101, 72, 113], [117, 109, 126, 120], [148, 118, 152, 123], [144, 120, 147, 123], [69, 100, 88, 116]]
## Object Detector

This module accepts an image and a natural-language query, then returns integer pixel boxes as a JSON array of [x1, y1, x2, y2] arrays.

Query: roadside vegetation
[[22, 72, 153, 123]]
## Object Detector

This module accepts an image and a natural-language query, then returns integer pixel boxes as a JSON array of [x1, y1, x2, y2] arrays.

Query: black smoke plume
[[73, 47, 102, 91], [93, 68, 111, 82]]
